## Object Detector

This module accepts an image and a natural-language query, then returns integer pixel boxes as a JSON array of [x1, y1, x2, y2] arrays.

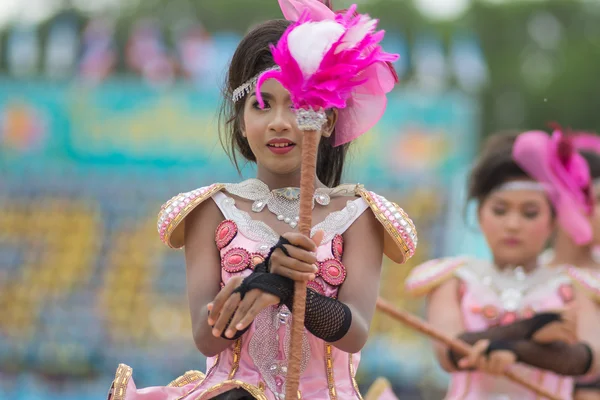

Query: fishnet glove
[[232, 264, 293, 304], [281, 287, 352, 343], [486, 340, 593, 376], [575, 374, 600, 390], [233, 236, 352, 342], [448, 313, 561, 367]]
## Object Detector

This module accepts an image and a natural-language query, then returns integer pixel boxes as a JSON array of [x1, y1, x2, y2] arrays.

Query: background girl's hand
[[532, 306, 578, 345], [458, 339, 517, 375], [269, 230, 324, 281], [483, 349, 517, 375]]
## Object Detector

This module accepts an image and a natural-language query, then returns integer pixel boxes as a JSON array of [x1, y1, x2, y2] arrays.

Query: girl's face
[[242, 79, 335, 177], [479, 180, 554, 267]]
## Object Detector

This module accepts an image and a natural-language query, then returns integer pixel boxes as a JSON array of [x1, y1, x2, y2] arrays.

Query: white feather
[[335, 17, 376, 53], [288, 21, 345, 76]]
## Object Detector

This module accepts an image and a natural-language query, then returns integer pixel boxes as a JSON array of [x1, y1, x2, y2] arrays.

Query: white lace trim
[[214, 192, 279, 250], [212, 192, 367, 248], [456, 260, 570, 311]]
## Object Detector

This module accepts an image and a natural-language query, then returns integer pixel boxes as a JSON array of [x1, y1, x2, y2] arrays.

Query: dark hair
[[467, 131, 530, 203], [218, 19, 351, 188], [581, 151, 600, 180]]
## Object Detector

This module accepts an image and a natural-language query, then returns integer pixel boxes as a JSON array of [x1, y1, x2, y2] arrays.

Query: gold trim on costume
[[109, 364, 133, 400], [193, 380, 268, 400], [325, 344, 337, 400], [168, 370, 205, 388], [358, 188, 416, 264], [171, 371, 207, 400], [170, 355, 222, 400], [229, 338, 243, 379], [160, 184, 225, 249], [349, 354, 364, 400], [204, 354, 221, 384]]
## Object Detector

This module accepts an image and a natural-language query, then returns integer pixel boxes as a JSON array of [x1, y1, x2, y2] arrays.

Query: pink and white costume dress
[[405, 257, 577, 400], [108, 182, 417, 400]]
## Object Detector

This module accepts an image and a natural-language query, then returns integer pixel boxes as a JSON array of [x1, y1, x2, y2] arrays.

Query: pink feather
[[256, 6, 398, 145]]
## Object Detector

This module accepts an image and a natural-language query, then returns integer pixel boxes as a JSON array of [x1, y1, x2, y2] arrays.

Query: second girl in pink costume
[[542, 129, 600, 400], [406, 131, 600, 399]]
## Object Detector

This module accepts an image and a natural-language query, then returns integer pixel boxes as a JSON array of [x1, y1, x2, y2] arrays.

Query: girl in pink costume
[[107, 1, 416, 399], [405, 131, 600, 400], [542, 130, 600, 400]]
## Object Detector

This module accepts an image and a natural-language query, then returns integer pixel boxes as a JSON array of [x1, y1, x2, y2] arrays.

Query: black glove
[[448, 312, 562, 368]]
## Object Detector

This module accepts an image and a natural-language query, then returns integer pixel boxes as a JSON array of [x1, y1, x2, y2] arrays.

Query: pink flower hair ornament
[[571, 132, 600, 154], [513, 129, 595, 245], [255, 5, 398, 144], [548, 121, 600, 154]]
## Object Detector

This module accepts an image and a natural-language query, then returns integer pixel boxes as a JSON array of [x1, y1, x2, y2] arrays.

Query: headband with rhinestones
[[493, 181, 546, 194], [232, 66, 281, 103]]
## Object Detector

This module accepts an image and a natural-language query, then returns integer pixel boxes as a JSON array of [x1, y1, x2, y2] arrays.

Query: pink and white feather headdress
[[248, 2, 398, 145]]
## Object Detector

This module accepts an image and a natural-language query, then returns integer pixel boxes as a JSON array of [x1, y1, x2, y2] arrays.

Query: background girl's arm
[[427, 278, 467, 372], [576, 290, 600, 375]]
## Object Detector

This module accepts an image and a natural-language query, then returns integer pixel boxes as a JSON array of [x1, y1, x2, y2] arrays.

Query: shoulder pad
[[567, 266, 600, 303], [358, 187, 417, 264], [405, 257, 468, 297], [157, 184, 225, 248], [110, 364, 133, 400]]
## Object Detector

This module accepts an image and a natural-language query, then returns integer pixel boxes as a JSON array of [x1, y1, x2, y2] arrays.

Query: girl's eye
[[523, 210, 539, 219], [252, 101, 270, 110], [492, 207, 506, 216]]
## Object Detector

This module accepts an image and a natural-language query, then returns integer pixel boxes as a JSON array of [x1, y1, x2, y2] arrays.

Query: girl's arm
[[331, 210, 384, 353], [427, 278, 468, 372], [184, 199, 232, 357], [476, 290, 597, 376], [575, 289, 600, 375]]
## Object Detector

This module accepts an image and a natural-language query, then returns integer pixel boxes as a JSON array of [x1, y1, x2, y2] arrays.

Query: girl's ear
[[322, 109, 338, 138]]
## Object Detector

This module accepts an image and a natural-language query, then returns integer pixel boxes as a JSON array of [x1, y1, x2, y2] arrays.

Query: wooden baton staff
[[376, 297, 563, 400], [285, 129, 319, 399]]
